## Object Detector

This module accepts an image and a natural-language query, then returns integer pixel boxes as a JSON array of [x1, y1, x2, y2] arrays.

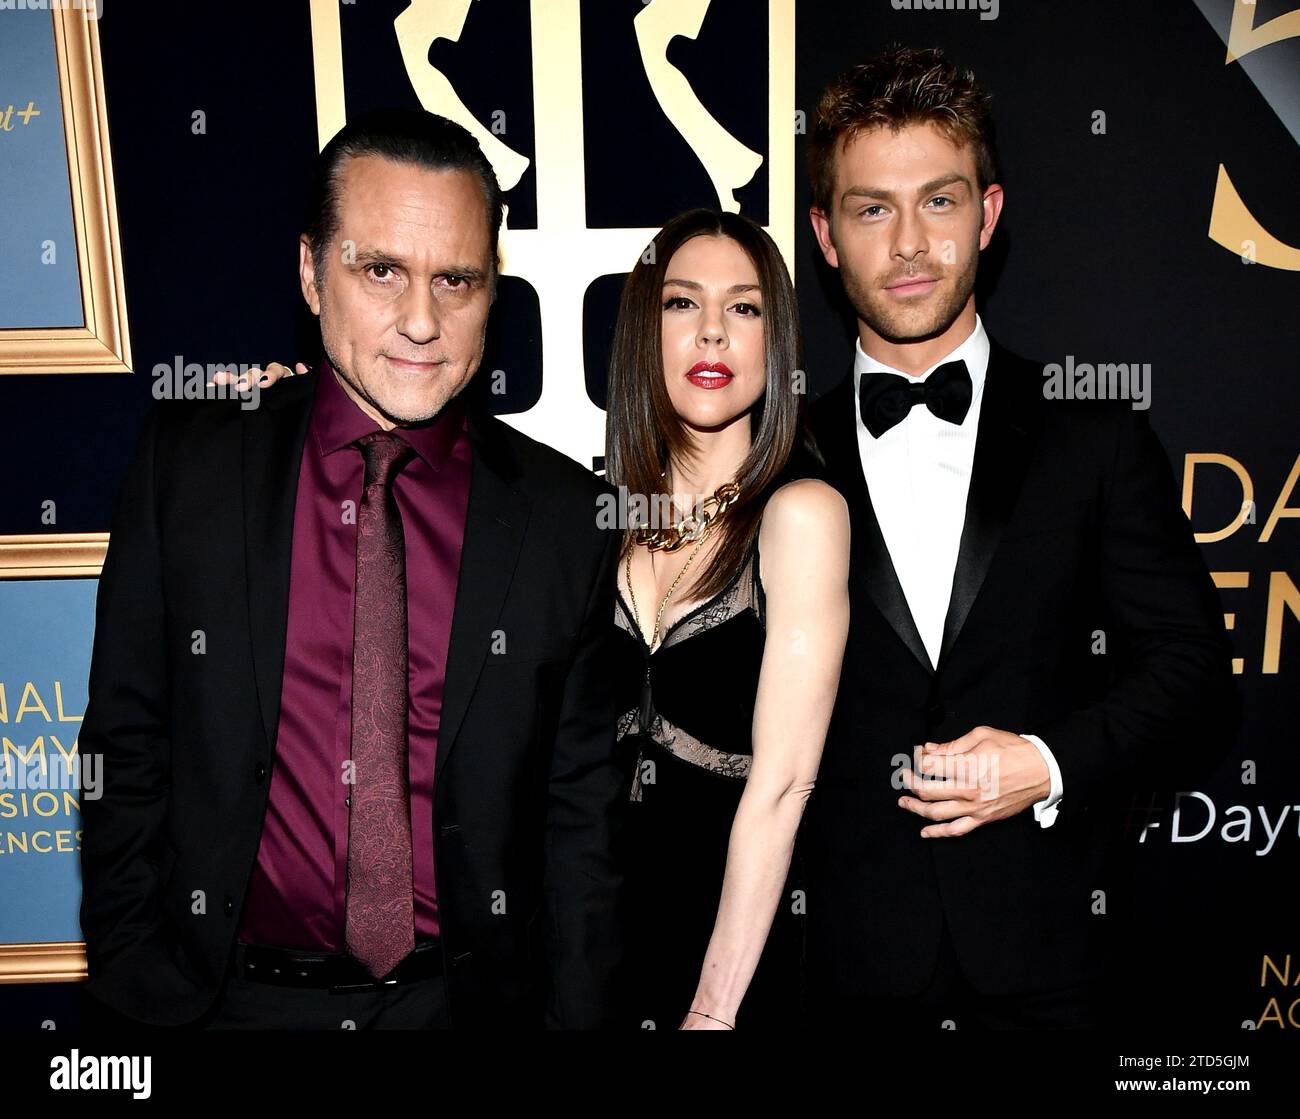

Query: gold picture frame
[[0, 942, 86, 986], [0, 534, 109, 579], [0, 8, 131, 376], [0, 533, 105, 984]]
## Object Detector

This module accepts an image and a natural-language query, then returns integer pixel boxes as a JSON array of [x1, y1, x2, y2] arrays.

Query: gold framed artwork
[[0, 5, 131, 376], [0, 533, 106, 984]]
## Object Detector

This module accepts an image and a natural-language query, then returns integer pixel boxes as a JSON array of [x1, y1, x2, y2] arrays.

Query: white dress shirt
[[852, 314, 1063, 827]]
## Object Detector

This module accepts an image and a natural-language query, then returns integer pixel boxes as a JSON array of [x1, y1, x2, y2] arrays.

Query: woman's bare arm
[[682, 477, 850, 1029]]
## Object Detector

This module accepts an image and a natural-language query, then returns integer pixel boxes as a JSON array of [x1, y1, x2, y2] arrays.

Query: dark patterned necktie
[[858, 359, 973, 438], [346, 430, 417, 980]]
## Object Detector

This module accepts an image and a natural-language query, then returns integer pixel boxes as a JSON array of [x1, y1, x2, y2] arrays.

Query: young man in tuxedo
[[78, 109, 628, 1029], [801, 47, 1237, 1028]]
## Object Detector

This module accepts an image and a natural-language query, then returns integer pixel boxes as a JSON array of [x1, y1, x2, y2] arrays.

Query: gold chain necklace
[[625, 536, 707, 652], [633, 481, 741, 553], [624, 479, 739, 651]]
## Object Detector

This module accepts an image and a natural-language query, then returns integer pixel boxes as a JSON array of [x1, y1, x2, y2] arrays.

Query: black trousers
[[200, 971, 450, 1029], [808, 915, 1100, 1031], [80, 955, 452, 1031]]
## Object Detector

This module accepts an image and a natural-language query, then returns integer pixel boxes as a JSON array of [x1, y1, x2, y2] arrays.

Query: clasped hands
[[674, 725, 1051, 1028], [897, 725, 1050, 838]]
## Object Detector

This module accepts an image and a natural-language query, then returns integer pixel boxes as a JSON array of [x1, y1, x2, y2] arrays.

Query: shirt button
[[223, 896, 234, 916], [254, 763, 265, 784]]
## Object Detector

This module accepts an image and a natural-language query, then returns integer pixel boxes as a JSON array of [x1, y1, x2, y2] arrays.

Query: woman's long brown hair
[[604, 208, 808, 602]]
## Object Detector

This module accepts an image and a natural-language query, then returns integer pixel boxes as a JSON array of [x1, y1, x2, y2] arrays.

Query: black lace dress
[[610, 543, 805, 1030]]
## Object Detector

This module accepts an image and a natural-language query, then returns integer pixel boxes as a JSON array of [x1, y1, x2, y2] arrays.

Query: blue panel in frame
[[0, 578, 94, 944], [0, 8, 84, 329]]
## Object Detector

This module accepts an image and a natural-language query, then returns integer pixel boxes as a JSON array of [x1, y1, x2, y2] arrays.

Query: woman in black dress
[[228, 208, 850, 1032], [605, 209, 850, 1030]]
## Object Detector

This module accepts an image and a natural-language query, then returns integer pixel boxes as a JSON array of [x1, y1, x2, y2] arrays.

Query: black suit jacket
[[78, 370, 630, 1028], [801, 338, 1238, 999]]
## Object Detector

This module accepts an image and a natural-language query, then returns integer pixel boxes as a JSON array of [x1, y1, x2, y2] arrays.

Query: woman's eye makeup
[[661, 294, 762, 315]]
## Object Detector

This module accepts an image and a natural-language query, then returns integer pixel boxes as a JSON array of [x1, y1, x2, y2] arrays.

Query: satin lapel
[[242, 374, 316, 753], [938, 342, 1041, 668], [436, 411, 531, 780], [811, 372, 933, 675]]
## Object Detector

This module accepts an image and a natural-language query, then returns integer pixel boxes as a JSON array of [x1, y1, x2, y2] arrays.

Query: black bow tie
[[858, 359, 973, 438]]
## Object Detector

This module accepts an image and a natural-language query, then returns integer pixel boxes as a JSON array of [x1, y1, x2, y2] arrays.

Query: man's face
[[299, 154, 495, 427], [810, 121, 1003, 345]]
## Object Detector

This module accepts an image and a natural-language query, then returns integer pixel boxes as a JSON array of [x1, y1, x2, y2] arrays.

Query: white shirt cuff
[[1020, 733, 1063, 828]]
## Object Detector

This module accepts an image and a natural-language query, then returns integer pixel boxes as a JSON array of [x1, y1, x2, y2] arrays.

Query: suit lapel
[[937, 341, 1041, 667], [811, 371, 934, 675], [242, 374, 316, 753], [436, 411, 531, 779]]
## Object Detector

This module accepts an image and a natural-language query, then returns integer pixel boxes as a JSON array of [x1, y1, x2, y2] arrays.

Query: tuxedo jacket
[[78, 370, 630, 1028], [801, 337, 1238, 999]]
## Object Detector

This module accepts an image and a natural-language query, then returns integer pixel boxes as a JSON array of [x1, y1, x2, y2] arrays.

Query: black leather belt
[[234, 939, 443, 992]]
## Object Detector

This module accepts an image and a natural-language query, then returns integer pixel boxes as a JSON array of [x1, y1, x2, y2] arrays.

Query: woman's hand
[[207, 361, 309, 389]]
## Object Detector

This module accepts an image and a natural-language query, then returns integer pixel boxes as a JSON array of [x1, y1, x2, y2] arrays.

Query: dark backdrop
[[1, 0, 1295, 1031]]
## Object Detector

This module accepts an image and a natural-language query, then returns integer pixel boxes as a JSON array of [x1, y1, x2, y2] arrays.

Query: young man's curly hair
[[808, 45, 999, 216]]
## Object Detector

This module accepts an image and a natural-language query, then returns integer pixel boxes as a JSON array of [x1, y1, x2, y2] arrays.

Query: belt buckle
[[329, 978, 391, 994], [326, 942, 434, 992], [329, 959, 403, 994]]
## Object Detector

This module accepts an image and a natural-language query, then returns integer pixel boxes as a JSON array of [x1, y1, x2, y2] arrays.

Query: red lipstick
[[685, 360, 734, 389]]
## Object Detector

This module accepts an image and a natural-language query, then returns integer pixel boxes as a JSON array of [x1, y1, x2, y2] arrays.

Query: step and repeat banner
[[0, 0, 1295, 1030]]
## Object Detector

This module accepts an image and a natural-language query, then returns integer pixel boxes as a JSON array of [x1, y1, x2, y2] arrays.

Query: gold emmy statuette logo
[[310, 0, 795, 467], [1206, 0, 1300, 270]]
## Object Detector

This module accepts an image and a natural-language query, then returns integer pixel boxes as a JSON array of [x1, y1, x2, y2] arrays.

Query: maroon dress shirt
[[238, 359, 472, 950]]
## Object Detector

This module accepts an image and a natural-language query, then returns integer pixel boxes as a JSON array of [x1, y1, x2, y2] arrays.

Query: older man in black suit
[[79, 109, 628, 1029]]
